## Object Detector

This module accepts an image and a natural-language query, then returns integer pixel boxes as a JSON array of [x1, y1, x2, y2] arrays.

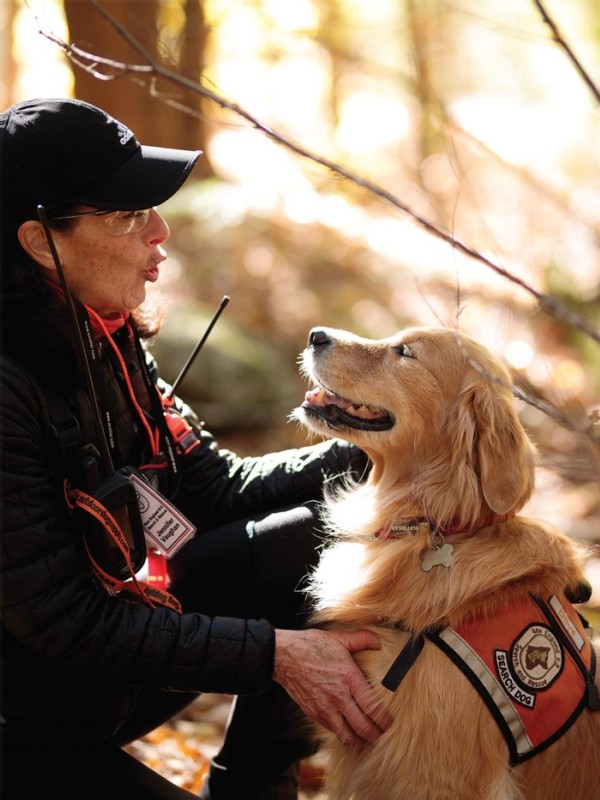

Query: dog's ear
[[471, 382, 535, 514]]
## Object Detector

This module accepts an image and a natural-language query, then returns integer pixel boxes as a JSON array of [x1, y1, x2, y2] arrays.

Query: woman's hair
[[1, 215, 162, 383]]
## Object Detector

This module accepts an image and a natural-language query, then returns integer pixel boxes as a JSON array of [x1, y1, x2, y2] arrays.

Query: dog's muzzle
[[298, 328, 395, 432]]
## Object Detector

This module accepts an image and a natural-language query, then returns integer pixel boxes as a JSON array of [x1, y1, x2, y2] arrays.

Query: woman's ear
[[17, 220, 57, 270]]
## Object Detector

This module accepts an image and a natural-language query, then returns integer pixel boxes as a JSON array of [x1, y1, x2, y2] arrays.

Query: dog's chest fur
[[310, 522, 600, 800]]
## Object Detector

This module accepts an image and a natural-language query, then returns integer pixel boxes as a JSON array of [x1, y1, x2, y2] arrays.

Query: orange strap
[[65, 482, 181, 614]]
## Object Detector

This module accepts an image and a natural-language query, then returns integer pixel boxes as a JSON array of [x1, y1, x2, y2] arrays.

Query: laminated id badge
[[127, 469, 196, 557]]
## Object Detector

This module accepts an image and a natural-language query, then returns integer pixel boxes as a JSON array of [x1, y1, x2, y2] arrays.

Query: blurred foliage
[[5, 0, 600, 576]]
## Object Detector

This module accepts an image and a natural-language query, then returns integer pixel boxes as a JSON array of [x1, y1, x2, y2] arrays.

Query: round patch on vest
[[495, 624, 564, 707], [510, 624, 564, 691]]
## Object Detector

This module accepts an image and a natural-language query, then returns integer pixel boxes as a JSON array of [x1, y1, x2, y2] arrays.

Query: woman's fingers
[[273, 627, 393, 746]]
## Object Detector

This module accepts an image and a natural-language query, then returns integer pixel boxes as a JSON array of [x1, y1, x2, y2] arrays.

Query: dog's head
[[294, 326, 535, 529]]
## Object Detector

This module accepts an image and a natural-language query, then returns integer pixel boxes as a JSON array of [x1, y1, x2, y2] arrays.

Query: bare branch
[[40, 25, 150, 80], [532, 0, 600, 105], [37, 3, 600, 351]]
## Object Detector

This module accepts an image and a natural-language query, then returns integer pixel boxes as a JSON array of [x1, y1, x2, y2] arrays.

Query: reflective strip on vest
[[429, 595, 593, 764]]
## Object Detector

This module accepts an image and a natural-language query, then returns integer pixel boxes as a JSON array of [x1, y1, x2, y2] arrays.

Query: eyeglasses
[[49, 208, 153, 237]]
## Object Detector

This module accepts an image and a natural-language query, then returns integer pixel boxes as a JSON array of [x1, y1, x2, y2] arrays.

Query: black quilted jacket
[[0, 323, 360, 745]]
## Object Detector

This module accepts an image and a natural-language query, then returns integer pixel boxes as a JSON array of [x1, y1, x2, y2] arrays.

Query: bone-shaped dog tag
[[420, 543, 453, 572]]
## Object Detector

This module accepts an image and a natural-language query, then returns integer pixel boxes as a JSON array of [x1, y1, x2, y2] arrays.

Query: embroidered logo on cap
[[117, 121, 133, 145]]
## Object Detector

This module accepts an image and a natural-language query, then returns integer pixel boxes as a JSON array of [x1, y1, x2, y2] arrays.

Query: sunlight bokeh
[[11, 0, 71, 102], [7, 0, 599, 417]]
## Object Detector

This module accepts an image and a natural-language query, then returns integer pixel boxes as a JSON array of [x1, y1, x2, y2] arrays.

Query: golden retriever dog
[[294, 326, 600, 800]]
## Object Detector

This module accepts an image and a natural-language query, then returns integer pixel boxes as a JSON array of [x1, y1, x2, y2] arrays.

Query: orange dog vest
[[383, 595, 598, 765]]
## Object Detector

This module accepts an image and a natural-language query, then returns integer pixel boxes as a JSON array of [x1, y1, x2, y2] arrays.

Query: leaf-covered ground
[[124, 692, 328, 798]]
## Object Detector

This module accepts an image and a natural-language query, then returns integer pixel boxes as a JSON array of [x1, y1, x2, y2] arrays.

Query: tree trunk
[[63, 0, 212, 172]]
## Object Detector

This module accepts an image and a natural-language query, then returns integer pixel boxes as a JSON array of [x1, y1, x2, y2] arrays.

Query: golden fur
[[295, 326, 600, 800]]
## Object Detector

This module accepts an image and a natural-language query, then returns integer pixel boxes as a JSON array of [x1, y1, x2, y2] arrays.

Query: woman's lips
[[145, 251, 166, 282], [143, 265, 160, 282]]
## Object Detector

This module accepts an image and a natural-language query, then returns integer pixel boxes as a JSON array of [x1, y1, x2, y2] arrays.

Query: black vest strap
[[381, 634, 426, 691], [44, 383, 102, 489]]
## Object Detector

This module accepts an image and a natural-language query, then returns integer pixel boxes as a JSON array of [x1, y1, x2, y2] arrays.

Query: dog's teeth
[[350, 403, 384, 419], [305, 387, 327, 406]]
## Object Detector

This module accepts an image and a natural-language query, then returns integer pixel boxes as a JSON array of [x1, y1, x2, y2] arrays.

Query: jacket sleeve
[[0, 358, 274, 695], [175, 428, 368, 531]]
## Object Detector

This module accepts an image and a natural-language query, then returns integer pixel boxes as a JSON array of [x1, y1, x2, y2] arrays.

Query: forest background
[[2, 0, 600, 794]]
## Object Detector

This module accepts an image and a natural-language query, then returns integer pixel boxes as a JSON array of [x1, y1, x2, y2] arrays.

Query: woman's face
[[45, 207, 170, 315]]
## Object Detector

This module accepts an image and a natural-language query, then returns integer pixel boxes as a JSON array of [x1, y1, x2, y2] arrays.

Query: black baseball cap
[[1, 97, 202, 234]]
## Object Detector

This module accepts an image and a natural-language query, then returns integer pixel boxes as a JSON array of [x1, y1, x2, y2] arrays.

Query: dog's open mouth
[[302, 386, 394, 431]]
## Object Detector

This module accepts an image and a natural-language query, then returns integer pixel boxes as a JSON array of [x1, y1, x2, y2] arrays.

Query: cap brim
[[74, 145, 202, 210]]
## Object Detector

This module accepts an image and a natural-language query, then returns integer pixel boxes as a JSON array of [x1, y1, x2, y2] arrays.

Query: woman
[[1, 98, 390, 800]]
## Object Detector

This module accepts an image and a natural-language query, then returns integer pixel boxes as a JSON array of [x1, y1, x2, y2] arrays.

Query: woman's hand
[[273, 627, 393, 748]]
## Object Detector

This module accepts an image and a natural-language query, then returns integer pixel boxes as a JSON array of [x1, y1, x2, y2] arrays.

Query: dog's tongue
[[305, 387, 351, 410], [304, 387, 387, 420]]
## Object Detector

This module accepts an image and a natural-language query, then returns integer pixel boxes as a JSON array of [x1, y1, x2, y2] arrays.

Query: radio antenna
[[37, 205, 115, 476], [165, 295, 230, 399]]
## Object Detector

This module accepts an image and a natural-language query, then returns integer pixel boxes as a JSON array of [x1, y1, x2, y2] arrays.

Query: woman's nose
[[146, 207, 170, 244]]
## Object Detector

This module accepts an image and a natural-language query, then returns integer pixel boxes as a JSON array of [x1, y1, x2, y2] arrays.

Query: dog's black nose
[[308, 328, 331, 348]]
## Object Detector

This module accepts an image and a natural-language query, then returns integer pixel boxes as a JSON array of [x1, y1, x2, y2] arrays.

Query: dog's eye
[[393, 344, 415, 359]]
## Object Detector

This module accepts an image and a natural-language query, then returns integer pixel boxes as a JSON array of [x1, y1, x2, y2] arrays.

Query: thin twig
[[532, 0, 600, 105], [38, 4, 600, 350]]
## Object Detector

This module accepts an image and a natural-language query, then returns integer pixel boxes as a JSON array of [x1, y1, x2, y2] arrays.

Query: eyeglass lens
[[105, 209, 151, 236]]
